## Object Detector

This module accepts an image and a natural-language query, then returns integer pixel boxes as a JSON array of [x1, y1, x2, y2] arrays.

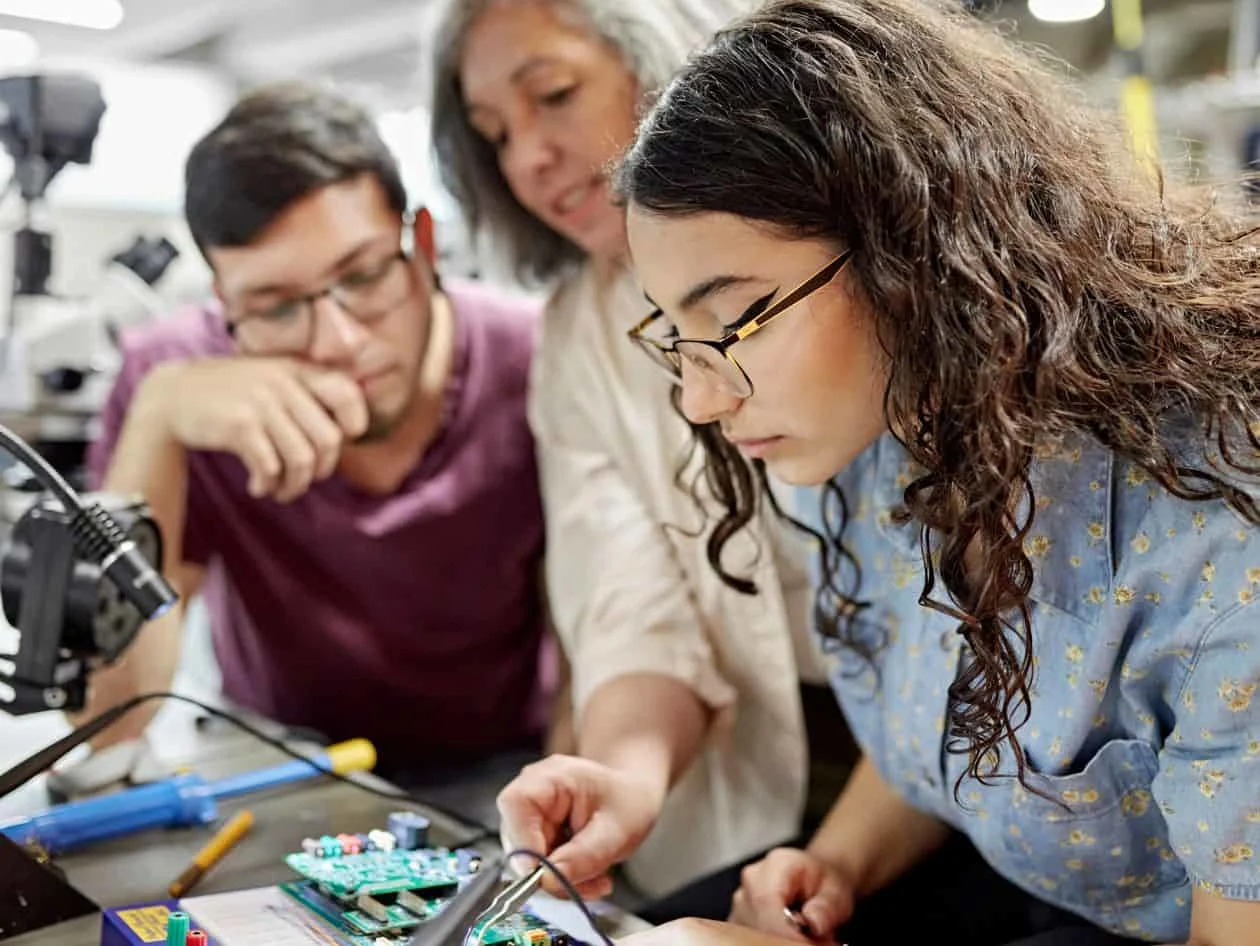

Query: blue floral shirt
[[797, 429, 1260, 943]]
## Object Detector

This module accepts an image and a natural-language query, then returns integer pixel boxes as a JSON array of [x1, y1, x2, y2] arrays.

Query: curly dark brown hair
[[615, 0, 1260, 796]]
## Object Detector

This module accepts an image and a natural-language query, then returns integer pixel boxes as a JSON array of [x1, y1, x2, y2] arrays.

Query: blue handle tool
[[0, 739, 375, 853]]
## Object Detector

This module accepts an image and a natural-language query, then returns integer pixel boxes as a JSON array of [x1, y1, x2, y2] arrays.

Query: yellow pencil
[[168, 809, 255, 898]]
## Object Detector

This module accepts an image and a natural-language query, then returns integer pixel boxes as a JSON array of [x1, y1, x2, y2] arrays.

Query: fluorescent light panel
[[0, 28, 38, 67], [1028, 0, 1106, 23], [0, 0, 124, 30]]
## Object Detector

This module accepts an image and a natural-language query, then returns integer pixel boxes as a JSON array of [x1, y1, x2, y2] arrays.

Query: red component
[[186, 931, 208, 946], [336, 832, 362, 855]]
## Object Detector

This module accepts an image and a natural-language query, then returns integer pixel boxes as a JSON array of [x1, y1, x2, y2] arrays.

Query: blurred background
[[0, 0, 1256, 480]]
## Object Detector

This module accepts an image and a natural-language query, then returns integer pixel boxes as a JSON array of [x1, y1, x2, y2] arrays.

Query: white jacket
[[528, 261, 827, 898]]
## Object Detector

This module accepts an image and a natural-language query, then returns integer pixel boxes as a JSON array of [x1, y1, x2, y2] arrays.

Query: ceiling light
[[0, 29, 38, 69], [0, 0, 124, 30], [1028, 0, 1105, 23]]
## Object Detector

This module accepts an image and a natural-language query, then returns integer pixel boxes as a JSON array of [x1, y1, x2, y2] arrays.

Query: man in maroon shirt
[[81, 82, 554, 777]]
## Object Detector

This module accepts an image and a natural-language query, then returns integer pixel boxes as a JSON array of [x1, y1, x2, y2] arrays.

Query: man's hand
[[497, 755, 667, 900], [728, 847, 858, 943], [144, 357, 369, 502]]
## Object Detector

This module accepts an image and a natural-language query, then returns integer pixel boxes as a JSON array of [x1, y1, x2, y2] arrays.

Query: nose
[[679, 362, 742, 427], [501, 118, 560, 190], [307, 295, 369, 365]]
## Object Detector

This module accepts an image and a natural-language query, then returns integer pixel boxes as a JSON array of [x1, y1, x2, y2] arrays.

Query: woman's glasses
[[627, 251, 852, 398]]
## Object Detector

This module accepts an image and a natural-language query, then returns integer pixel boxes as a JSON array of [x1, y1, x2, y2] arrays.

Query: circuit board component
[[281, 818, 581, 945]]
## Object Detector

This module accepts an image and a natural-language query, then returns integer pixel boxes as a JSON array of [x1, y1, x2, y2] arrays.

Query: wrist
[[805, 829, 866, 893], [594, 740, 671, 810], [132, 362, 182, 435]]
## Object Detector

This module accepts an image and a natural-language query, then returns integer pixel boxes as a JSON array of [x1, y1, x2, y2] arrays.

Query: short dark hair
[[185, 81, 408, 256]]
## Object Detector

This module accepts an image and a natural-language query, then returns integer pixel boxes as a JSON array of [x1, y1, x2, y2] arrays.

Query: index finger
[[746, 857, 816, 912], [497, 777, 564, 861], [299, 368, 370, 438]]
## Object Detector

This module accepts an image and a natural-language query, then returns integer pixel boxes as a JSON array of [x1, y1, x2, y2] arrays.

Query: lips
[[354, 365, 394, 389], [550, 177, 600, 217], [728, 435, 785, 459]]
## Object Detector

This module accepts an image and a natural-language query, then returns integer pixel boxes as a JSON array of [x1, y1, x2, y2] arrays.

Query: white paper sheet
[[181, 885, 352, 946]]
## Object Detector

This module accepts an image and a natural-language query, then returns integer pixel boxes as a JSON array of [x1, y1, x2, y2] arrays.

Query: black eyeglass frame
[[223, 211, 420, 354]]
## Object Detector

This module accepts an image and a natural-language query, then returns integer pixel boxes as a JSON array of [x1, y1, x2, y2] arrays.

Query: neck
[[590, 246, 629, 288], [337, 291, 455, 495]]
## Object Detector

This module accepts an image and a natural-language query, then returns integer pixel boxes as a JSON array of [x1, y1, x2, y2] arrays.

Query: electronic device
[[99, 826, 594, 946], [0, 74, 181, 482], [0, 419, 177, 717]]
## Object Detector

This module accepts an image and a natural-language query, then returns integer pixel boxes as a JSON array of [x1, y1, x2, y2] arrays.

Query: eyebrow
[[239, 236, 384, 298], [676, 274, 762, 312]]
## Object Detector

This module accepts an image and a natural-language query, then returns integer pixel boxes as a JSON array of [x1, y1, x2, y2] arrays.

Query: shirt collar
[[865, 430, 1114, 624]]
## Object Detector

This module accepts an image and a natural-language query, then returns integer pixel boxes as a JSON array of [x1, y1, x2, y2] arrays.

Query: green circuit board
[[282, 833, 583, 945], [285, 846, 465, 898], [280, 880, 573, 943]]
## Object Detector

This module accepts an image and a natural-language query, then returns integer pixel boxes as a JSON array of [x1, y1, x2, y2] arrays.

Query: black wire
[[0, 691, 496, 848], [0, 421, 82, 512], [503, 848, 616, 946]]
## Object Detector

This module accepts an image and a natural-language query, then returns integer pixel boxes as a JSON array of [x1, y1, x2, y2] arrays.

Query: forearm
[[101, 364, 188, 551], [577, 673, 711, 801], [69, 605, 185, 745], [806, 755, 952, 897], [72, 366, 190, 743]]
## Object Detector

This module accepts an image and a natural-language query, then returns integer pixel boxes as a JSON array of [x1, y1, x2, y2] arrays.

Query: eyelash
[[481, 86, 578, 150], [541, 85, 577, 107], [721, 291, 777, 334]]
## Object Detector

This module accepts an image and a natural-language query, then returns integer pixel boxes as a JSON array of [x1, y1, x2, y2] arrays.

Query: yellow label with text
[[115, 905, 173, 943]]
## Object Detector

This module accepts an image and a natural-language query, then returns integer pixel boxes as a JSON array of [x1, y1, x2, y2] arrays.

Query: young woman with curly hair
[[519, 1, 1260, 944]]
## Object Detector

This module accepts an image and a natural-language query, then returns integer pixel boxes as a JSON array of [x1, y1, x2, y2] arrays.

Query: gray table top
[[2, 705, 644, 945]]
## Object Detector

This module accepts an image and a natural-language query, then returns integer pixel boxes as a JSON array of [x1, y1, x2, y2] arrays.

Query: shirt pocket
[[970, 738, 1187, 927]]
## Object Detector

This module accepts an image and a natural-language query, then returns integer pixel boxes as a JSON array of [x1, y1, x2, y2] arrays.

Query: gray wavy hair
[[430, 0, 751, 284]]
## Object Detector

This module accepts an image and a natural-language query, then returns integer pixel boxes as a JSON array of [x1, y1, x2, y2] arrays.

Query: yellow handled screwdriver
[[169, 809, 255, 898]]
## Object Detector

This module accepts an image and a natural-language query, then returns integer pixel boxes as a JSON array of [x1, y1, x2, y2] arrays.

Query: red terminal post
[[186, 930, 207, 946]]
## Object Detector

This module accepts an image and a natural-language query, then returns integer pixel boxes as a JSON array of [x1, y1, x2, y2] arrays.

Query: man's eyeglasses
[[225, 216, 418, 355], [627, 251, 852, 399]]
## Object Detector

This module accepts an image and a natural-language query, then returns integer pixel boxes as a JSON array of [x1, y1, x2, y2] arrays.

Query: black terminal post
[[0, 74, 107, 297], [0, 422, 177, 716]]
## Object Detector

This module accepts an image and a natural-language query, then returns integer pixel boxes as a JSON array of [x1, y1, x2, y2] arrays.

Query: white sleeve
[[528, 301, 736, 717]]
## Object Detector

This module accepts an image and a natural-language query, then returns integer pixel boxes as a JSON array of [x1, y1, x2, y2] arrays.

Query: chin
[[355, 412, 399, 444], [764, 453, 842, 487], [355, 397, 406, 443]]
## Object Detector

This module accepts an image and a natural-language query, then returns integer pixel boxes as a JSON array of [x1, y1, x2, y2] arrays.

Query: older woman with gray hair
[[429, 0, 854, 912]]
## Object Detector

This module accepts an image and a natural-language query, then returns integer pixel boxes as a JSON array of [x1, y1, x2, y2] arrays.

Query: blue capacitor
[[386, 811, 430, 850]]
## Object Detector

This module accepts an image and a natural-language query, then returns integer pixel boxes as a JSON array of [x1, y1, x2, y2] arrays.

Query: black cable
[[0, 691, 496, 848], [503, 848, 616, 946], [0, 423, 81, 512]]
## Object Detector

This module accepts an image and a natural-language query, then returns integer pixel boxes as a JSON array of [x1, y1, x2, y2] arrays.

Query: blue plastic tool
[[0, 739, 375, 854]]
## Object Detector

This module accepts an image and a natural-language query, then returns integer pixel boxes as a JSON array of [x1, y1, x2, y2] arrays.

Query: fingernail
[[784, 906, 813, 937]]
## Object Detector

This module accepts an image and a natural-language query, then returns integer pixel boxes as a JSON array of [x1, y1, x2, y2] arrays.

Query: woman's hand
[[620, 918, 810, 946], [496, 754, 666, 899], [728, 847, 858, 943]]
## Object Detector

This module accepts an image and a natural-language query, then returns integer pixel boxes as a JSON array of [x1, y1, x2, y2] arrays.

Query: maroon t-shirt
[[88, 280, 549, 764]]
